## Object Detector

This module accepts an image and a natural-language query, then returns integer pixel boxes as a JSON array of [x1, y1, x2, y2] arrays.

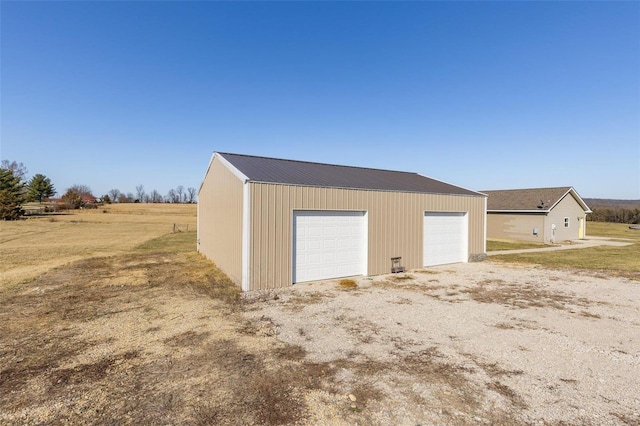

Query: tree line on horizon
[[584, 198, 640, 224], [587, 208, 640, 224], [3, 159, 638, 224], [0, 160, 197, 220], [103, 185, 196, 204]]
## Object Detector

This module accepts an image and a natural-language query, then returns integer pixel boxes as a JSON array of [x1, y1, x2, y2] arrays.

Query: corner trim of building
[[196, 200, 200, 252], [241, 181, 250, 291], [216, 152, 250, 183], [483, 196, 487, 255]]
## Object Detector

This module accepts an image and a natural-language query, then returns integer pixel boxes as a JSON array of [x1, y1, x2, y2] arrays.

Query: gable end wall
[[544, 193, 588, 242], [197, 156, 244, 286]]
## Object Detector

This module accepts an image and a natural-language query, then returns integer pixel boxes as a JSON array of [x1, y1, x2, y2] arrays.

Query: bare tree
[[187, 187, 196, 203], [135, 185, 145, 202], [167, 189, 179, 203], [108, 188, 121, 203], [0, 160, 28, 181], [69, 184, 93, 198], [62, 185, 94, 209], [149, 189, 162, 203], [176, 185, 185, 203]]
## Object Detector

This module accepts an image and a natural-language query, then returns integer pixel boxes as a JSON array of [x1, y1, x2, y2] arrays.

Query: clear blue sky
[[2, 1, 639, 200]]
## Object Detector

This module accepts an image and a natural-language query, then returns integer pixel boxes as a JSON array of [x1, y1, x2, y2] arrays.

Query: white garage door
[[424, 212, 468, 267], [293, 211, 367, 283]]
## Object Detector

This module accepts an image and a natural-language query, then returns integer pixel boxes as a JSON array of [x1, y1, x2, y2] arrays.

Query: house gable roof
[[216, 152, 483, 197], [482, 187, 591, 213]]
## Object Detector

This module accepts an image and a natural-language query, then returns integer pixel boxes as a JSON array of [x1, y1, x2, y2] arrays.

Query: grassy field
[[486, 240, 545, 251], [0, 204, 271, 424], [1, 207, 638, 424], [0, 203, 196, 290], [0, 203, 361, 425], [489, 222, 640, 279]]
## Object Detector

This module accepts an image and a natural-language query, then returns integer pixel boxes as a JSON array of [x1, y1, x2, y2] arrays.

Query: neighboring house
[[483, 187, 592, 244], [52, 195, 98, 205], [82, 195, 98, 204], [198, 152, 487, 291]]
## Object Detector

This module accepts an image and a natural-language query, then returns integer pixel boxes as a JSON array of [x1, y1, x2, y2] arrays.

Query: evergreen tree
[[27, 174, 56, 203], [0, 168, 25, 220]]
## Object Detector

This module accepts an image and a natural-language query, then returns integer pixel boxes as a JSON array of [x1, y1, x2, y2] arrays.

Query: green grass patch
[[134, 231, 197, 254], [586, 222, 640, 241], [486, 240, 545, 252], [491, 245, 639, 277], [490, 222, 640, 280]]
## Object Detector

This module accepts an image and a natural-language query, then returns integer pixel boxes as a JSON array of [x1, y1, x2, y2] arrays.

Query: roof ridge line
[[482, 186, 572, 192]]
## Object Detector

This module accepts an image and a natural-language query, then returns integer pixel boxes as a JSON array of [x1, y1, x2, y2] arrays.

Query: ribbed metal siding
[[198, 157, 244, 285], [248, 183, 485, 291]]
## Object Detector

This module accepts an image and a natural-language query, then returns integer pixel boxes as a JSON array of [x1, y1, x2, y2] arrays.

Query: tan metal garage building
[[198, 152, 487, 291]]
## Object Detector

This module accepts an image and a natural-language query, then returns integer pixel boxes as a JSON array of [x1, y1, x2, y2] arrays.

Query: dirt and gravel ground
[[244, 262, 640, 425], [1, 247, 638, 425]]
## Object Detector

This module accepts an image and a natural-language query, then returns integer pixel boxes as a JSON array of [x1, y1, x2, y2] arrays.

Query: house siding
[[197, 156, 244, 284], [247, 183, 485, 291], [486, 192, 589, 244], [544, 193, 588, 242], [487, 213, 545, 243]]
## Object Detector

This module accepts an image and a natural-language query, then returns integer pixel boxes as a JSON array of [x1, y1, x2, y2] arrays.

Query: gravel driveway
[[244, 262, 640, 425]]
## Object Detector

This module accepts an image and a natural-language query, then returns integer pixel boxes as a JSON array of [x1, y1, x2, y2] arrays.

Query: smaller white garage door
[[424, 212, 468, 267], [293, 211, 367, 283]]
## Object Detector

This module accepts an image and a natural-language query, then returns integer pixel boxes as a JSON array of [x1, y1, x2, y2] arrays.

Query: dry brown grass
[[267, 291, 333, 313], [338, 278, 358, 289], [487, 381, 528, 408], [3, 206, 392, 424], [5, 204, 629, 424], [413, 269, 441, 274], [461, 278, 595, 312], [0, 204, 196, 289], [0, 232, 336, 425], [389, 273, 415, 281]]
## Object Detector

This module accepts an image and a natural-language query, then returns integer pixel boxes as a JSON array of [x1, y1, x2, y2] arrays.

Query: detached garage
[[198, 152, 487, 291]]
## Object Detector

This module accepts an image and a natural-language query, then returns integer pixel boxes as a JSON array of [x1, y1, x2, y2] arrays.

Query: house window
[[564, 217, 570, 228]]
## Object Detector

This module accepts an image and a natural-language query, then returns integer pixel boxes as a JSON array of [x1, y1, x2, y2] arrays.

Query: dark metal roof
[[219, 152, 482, 196], [482, 187, 590, 212]]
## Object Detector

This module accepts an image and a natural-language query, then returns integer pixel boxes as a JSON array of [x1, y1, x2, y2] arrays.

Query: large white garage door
[[424, 212, 468, 267], [293, 211, 367, 283]]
